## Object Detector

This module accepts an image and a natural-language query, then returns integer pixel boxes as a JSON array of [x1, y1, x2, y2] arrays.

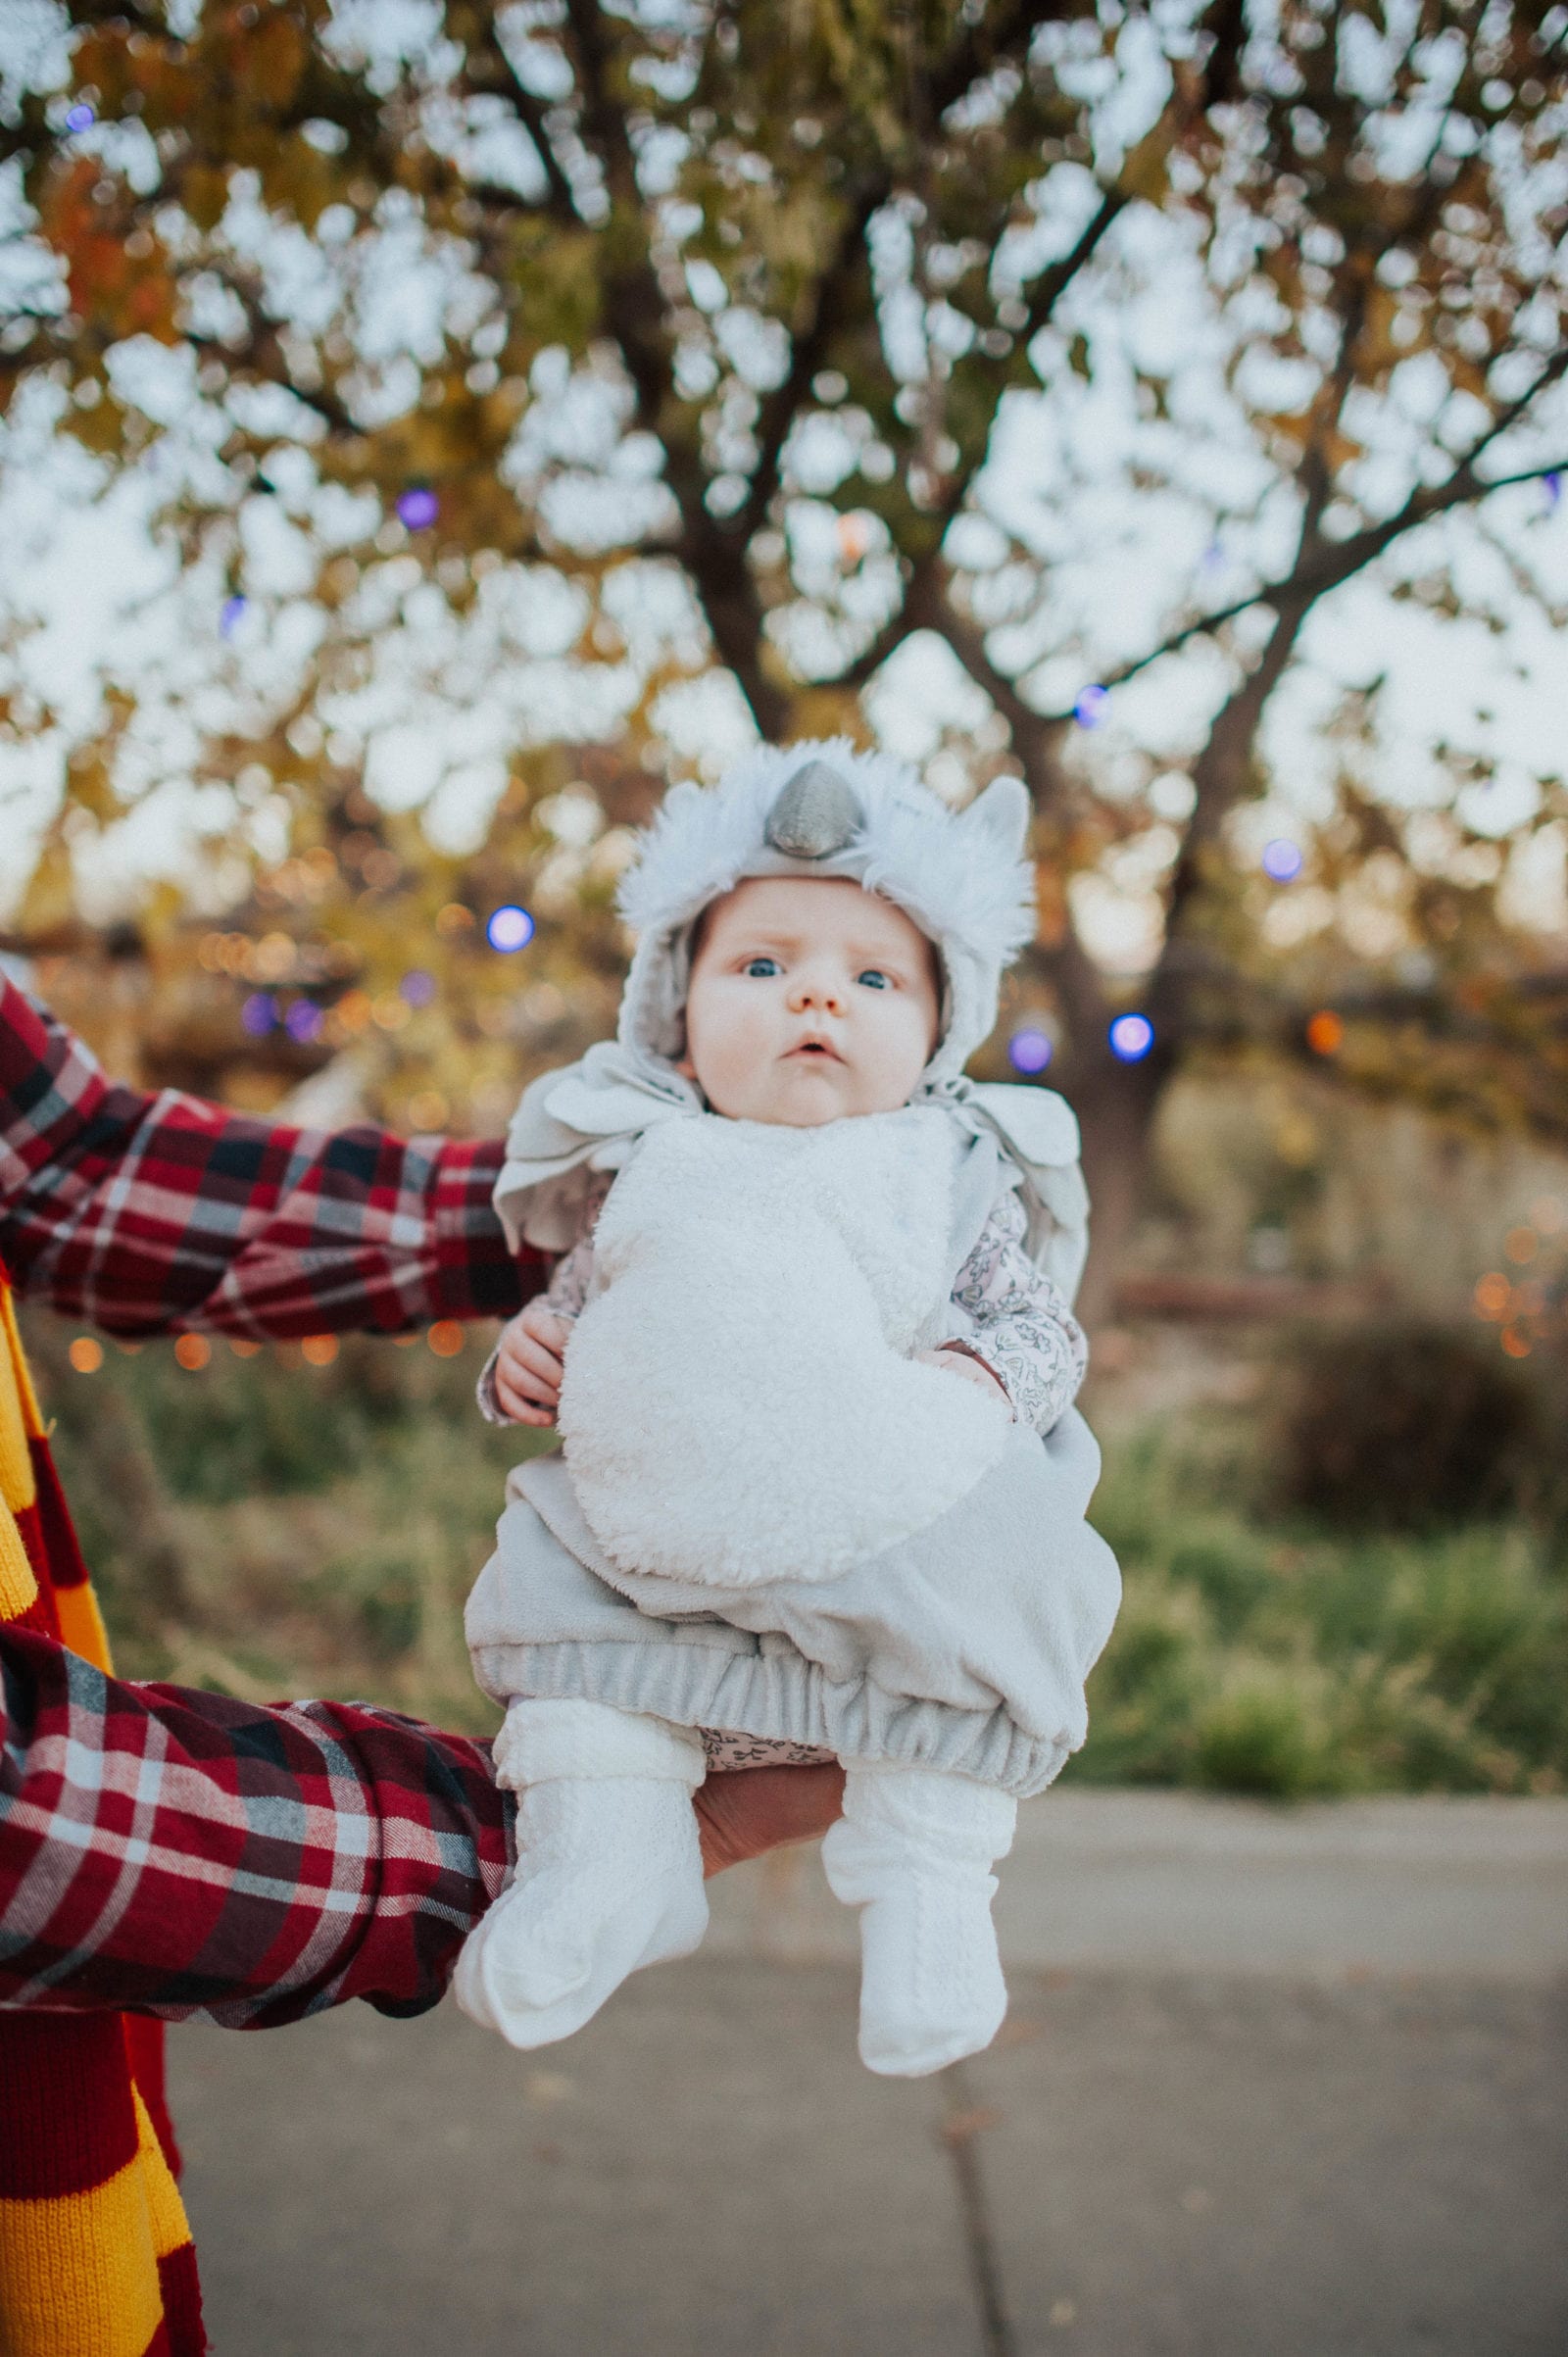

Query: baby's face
[[677, 875, 942, 1126]]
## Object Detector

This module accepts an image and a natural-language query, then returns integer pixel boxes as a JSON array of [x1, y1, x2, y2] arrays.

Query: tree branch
[[737, 176, 889, 541], [458, 26, 580, 225]]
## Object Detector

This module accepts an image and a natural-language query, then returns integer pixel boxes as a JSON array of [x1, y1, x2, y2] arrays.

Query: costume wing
[[956, 1082, 1091, 1304]]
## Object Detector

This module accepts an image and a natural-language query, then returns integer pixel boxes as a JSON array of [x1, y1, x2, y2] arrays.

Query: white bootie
[[453, 1700, 709, 2050], [821, 1763, 1016, 2077]]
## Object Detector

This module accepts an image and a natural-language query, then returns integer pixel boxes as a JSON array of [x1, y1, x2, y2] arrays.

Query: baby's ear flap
[[960, 773, 1033, 860]]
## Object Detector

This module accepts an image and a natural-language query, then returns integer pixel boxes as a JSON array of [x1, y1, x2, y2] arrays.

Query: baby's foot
[[453, 1778, 709, 2049], [820, 1766, 1015, 2077], [850, 1873, 1007, 2076]]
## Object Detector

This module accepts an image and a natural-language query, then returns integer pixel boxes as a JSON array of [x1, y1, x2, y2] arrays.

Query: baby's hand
[[493, 1302, 573, 1427], [917, 1344, 1011, 1411]]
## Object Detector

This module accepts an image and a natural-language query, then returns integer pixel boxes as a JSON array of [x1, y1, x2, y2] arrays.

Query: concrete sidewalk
[[169, 1793, 1568, 2357]]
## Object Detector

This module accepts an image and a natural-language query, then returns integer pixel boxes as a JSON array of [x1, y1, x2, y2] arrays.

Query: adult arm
[[0, 1629, 844, 2024], [0, 979, 541, 1337]]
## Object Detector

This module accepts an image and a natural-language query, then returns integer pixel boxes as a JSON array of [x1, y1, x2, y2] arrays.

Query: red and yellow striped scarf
[[0, 1273, 205, 2356]]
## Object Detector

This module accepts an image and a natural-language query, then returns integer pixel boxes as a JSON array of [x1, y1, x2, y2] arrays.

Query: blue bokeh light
[[241, 993, 277, 1037], [1261, 837, 1303, 882], [397, 487, 440, 530], [65, 103, 95, 132], [1073, 684, 1109, 728], [1008, 1028, 1054, 1075], [1545, 471, 1562, 511], [1108, 1012, 1154, 1062], [486, 905, 535, 954]]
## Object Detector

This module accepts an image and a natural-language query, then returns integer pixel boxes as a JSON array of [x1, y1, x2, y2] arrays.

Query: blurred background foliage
[[3, 1, 1567, 1791]]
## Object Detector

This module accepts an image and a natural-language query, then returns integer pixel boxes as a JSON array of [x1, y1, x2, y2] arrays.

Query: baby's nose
[[790, 970, 843, 1013]]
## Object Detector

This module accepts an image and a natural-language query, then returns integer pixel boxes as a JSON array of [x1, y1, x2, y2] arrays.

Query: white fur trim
[[613, 740, 1036, 1083]]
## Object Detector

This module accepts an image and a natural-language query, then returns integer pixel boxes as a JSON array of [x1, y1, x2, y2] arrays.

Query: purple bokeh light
[[400, 968, 437, 1007], [1073, 684, 1109, 728], [65, 103, 95, 132], [219, 595, 247, 638], [1545, 472, 1562, 511], [1261, 837, 1303, 882], [284, 1000, 324, 1044], [241, 993, 276, 1037], [396, 488, 440, 530], [1008, 1028, 1054, 1075], [1108, 1012, 1154, 1062], [486, 905, 535, 954]]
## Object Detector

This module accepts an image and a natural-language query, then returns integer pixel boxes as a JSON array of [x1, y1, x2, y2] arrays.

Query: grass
[[1077, 1415, 1568, 1796], [25, 1311, 1568, 1794]]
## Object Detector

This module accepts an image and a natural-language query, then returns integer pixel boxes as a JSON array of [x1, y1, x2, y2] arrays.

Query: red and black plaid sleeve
[[0, 978, 541, 1337], [0, 1626, 514, 2024]]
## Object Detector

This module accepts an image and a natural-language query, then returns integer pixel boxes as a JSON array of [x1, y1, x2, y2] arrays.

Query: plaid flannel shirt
[[0, 978, 539, 2017], [0, 1625, 513, 2024], [0, 977, 536, 1337]]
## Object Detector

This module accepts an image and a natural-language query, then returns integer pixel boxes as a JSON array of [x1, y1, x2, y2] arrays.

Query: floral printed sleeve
[[476, 1175, 611, 1424], [944, 1187, 1087, 1436]]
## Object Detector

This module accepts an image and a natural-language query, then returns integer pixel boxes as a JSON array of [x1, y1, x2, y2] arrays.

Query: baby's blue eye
[[857, 968, 891, 990], [743, 956, 781, 978]]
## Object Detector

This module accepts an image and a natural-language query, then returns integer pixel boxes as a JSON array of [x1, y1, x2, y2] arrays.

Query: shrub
[[1268, 1321, 1538, 1531]]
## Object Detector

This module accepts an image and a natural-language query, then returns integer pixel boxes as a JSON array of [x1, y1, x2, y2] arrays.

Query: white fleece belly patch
[[557, 1109, 1011, 1588]]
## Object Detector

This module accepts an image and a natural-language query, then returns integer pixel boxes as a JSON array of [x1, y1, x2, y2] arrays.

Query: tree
[[2, 1, 1565, 1305]]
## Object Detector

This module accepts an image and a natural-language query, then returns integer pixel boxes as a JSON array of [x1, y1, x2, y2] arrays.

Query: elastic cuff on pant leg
[[494, 1696, 707, 1791]]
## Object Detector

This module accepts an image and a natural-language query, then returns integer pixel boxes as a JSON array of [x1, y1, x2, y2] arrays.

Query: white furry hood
[[614, 740, 1035, 1088]]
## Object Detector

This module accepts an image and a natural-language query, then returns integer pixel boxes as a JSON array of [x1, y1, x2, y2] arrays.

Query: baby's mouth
[[786, 1036, 843, 1063]]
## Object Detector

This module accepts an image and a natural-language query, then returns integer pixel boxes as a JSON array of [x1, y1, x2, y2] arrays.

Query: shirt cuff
[[475, 1344, 510, 1426]]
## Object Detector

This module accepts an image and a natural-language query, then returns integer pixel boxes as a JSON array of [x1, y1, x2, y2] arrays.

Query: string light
[[284, 1000, 323, 1043], [69, 1338, 104, 1373], [1305, 1010, 1344, 1056], [301, 1336, 338, 1367], [1073, 685, 1109, 728], [400, 968, 437, 1007], [1262, 838, 1303, 882], [427, 1321, 465, 1357], [65, 103, 95, 132], [173, 1335, 212, 1372], [1008, 1028, 1054, 1074], [1108, 1012, 1154, 1062], [486, 905, 535, 953], [397, 488, 439, 529], [220, 595, 247, 638], [241, 992, 277, 1036], [1545, 472, 1562, 512]]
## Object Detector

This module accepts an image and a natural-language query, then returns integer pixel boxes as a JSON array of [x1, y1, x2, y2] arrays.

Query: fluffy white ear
[[960, 773, 1033, 859]]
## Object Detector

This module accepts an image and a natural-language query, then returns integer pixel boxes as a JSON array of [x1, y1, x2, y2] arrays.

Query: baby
[[455, 743, 1120, 2076]]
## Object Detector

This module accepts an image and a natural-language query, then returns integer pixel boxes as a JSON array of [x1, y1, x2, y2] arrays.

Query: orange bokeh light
[[1472, 1273, 1510, 1321], [301, 1335, 339, 1367], [1500, 1328, 1532, 1358], [228, 1338, 263, 1358], [69, 1337, 104, 1374], [1503, 1228, 1537, 1265], [427, 1320, 465, 1358], [173, 1334, 212, 1371], [1305, 1010, 1345, 1056]]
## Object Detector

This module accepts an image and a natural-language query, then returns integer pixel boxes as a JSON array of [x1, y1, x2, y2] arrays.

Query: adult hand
[[694, 1760, 845, 1877]]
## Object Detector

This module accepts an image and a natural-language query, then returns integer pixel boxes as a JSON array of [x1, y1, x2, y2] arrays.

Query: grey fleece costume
[[466, 1074, 1121, 1801]]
